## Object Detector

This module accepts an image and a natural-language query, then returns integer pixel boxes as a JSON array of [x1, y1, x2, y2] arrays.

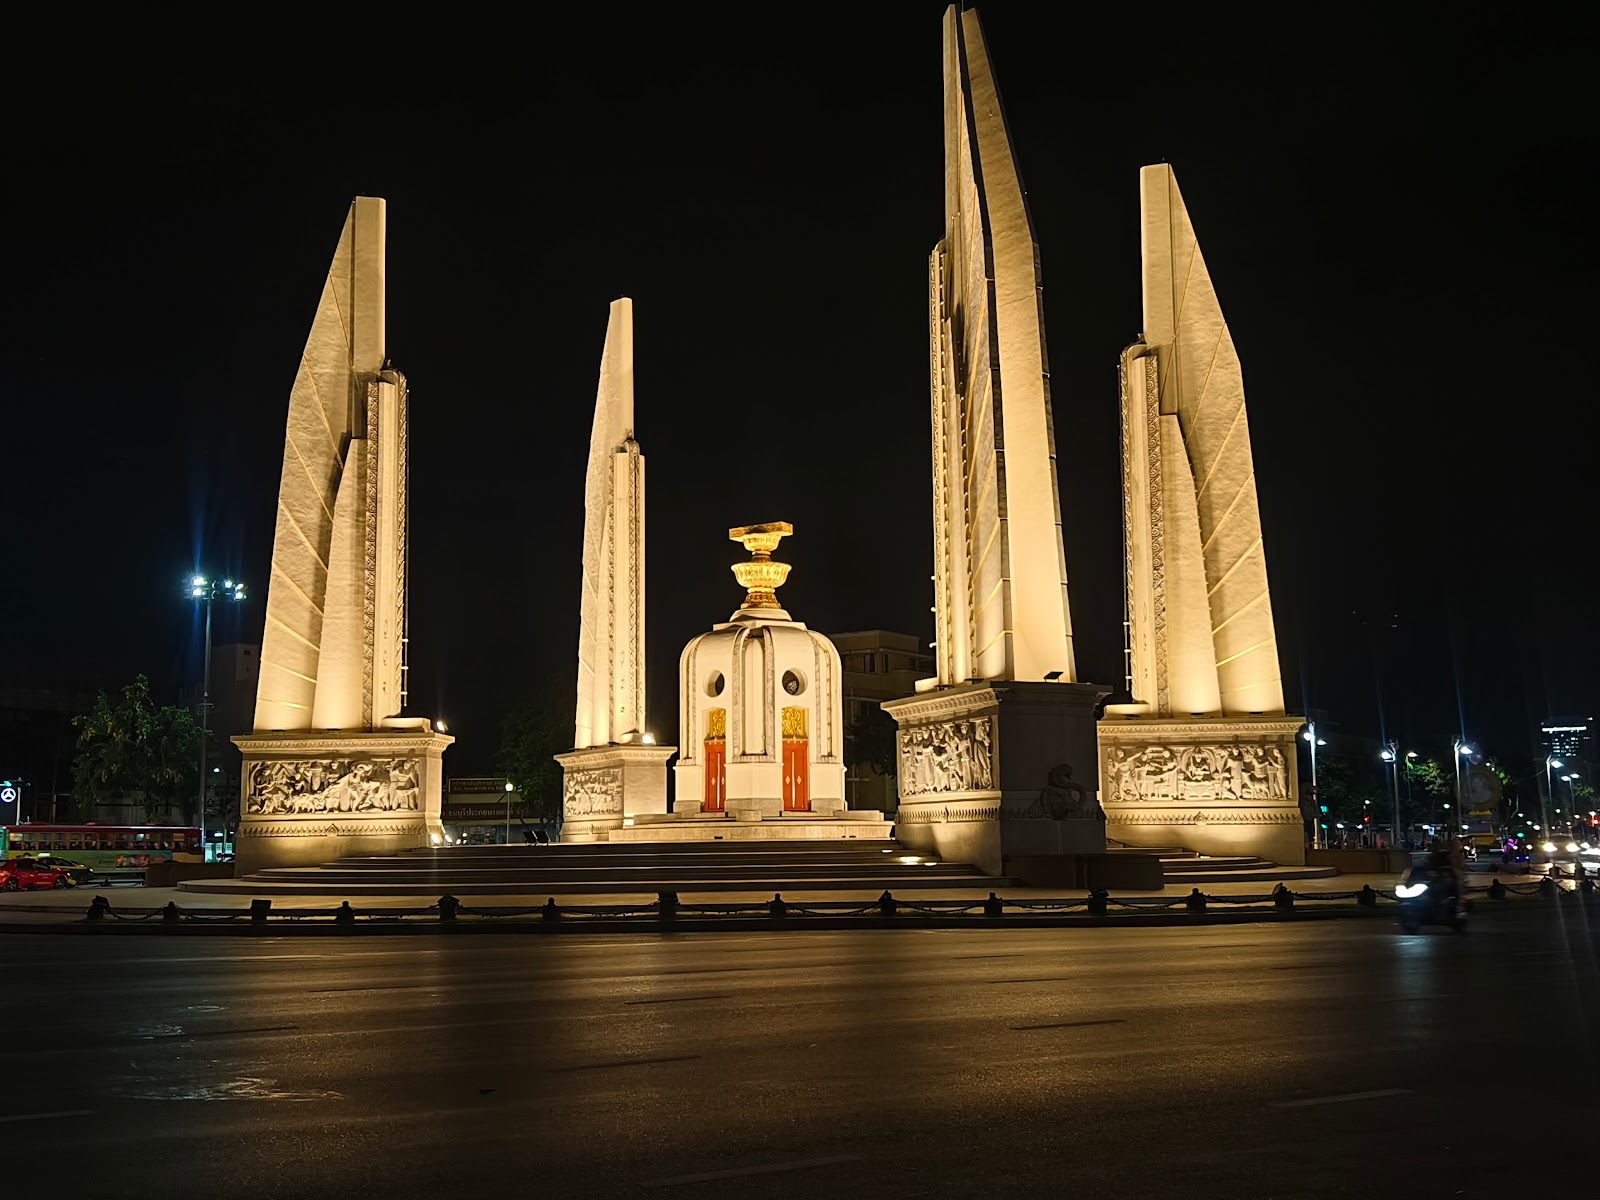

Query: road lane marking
[[625, 994, 733, 1005], [989, 977, 1074, 984], [642, 1154, 860, 1187], [549, 1055, 702, 1073], [1271, 1088, 1411, 1109], [1012, 1019, 1125, 1031], [0, 1109, 94, 1124]]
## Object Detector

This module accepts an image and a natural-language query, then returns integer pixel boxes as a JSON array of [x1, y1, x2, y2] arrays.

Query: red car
[[0, 857, 75, 891]]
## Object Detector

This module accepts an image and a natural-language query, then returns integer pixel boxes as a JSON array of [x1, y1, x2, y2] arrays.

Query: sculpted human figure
[[1136, 746, 1178, 801], [972, 718, 993, 789], [1224, 745, 1246, 800], [1264, 747, 1287, 798], [390, 759, 419, 811]]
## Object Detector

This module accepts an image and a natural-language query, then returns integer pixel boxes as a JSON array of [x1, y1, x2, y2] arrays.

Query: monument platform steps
[[193, 840, 1011, 896], [1104, 839, 1337, 883]]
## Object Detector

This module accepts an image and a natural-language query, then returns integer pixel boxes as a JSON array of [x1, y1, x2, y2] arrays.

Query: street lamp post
[[1302, 723, 1327, 850], [504, 781, 516, 846], [1381, 743, 1404, 853], [1545, 757, 1563, 836], [188, 575, 246, 860], [1452, 738, 1473, 843]]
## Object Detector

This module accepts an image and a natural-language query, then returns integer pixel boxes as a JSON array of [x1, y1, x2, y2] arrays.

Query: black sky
[[2, 3, 1593, 773]]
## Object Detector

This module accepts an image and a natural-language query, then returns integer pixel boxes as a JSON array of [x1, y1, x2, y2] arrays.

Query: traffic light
[[1319, 805, 1328, 814]]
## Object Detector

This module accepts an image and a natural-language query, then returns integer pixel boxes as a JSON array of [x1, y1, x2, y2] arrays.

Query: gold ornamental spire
[[729, 521, 793, 609]]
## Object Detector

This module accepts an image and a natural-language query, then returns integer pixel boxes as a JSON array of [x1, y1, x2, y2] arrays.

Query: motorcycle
[[1394, 865, 1466, 934]]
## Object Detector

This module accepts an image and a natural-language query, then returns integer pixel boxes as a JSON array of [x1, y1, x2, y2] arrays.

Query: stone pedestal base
[[1097, 715, 1306, 866], [555, 743, 677, 843], [882, 681, 1111, 876], [233, 728, 454, 872]]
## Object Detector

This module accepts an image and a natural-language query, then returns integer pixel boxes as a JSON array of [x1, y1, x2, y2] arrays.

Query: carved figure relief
[[1102, 743, 1288, 805], [564, 767, 623, 817], [244, 758, 423, 816], [898, 717, 994, 796]]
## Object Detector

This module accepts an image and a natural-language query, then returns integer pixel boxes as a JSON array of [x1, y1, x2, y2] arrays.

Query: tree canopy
[[72, 675, 204, 822]]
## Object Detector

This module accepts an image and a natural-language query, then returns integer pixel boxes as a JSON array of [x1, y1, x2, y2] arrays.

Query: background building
[[828, 630, 930, 814], [442, 776, 529, 844]]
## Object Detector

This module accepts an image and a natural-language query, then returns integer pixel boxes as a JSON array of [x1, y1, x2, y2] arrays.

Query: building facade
[[830, 630, 930, 813]]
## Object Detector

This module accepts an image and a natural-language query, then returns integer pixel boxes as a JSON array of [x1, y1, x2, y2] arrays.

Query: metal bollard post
[[249, 898, 271, 924], [1087, 888, 1109, 916], [1185, 888, 1207, 913], [438, 894, 460, 922], [86, 895, 111, 921], [335, 901, 355, 928], [768, 893, 788, 920], [983, 892, 1004, 919], [1487, 879, 1507, 900], [162, 901, 181, 925], [657, 891, 679, 925], [877, 890, 897, 917], [1272, 884, 1294, 911], [541, 898, 561, 924], [1356, 885, 1378, 907], [1538, 877, 1559, 898]]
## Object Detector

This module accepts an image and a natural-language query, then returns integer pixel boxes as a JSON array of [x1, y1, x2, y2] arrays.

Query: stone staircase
[[181, 839, 1011, 897], [1105, 843, 1336, 885]]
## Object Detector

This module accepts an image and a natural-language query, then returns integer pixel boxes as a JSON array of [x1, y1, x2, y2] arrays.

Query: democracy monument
[[216, 4, 1306, 884]]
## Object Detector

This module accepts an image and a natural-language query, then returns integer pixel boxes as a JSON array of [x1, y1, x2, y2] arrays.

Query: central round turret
[[675, 522, 846, 820]]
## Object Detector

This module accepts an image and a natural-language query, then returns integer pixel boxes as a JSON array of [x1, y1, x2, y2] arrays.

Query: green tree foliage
[[496, 697, 568, 824], [1312, 748, 1388, 828], [72, 675, 205, 822], [844, 705, 899, 778]]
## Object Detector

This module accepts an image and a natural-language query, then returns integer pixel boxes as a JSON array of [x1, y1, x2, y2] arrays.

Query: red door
[[781, 706, 809, 812], [703, 708, 726, 812]]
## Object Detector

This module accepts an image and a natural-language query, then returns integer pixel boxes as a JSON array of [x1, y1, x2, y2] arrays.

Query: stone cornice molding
[[1098, 716, 1303, 739], [235, 731, 454, 755]]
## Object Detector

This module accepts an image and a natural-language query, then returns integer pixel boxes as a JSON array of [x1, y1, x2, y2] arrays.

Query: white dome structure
[[674, 523, 846, 820]]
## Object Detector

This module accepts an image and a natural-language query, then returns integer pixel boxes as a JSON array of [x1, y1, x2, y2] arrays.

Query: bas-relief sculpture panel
[[897, 716, 994, 796], [564, 767, 623, 818], [245, 758, 421, 816], [1102, 743, 1288, 805]]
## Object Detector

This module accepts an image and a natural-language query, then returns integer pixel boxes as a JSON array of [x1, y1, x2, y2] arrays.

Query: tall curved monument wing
[[573, 298, 644, 749], [557, 298, 673, 841], [928, 3, 1075, 687], [236, 198, 450, 873], [255, 196, 406, 732], [1120, 166, 1284, 716]]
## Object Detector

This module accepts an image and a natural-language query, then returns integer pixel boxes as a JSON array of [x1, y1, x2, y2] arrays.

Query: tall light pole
[[1452, 738, 1473, 842], [1302, 723, 1327, 849], [1560, 774, 1580, 834], [1545, 756, 1563, 836], [1381, 743, 1404, 853], [188, 575, 246, 860], [504, 780, 516, 846]]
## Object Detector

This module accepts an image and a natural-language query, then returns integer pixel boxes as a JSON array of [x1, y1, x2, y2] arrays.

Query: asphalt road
[[3, 909, 1596, 1199]]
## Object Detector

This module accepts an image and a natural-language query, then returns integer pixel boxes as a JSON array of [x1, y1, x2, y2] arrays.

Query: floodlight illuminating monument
[[555, 299, 676, 842], [882, 5, 1111, 877], [234, 197, 452, 871], [1098, 167, 1305, 865]]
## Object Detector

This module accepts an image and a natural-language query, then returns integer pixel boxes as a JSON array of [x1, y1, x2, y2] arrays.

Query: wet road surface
[[3, 908, 1596, 1198]]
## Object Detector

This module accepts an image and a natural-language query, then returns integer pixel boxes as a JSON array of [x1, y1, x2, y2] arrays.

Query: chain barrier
[[31, 874, 1594, 931]]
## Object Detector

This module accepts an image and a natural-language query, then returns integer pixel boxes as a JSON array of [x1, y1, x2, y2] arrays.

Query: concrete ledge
[[1307, 849, 1412, 874], [1004, 853, 1163, 890], [144, 862, 236, 887]]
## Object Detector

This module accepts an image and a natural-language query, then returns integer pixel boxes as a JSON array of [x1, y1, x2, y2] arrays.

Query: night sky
[[3, 4, 1591, 774]]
